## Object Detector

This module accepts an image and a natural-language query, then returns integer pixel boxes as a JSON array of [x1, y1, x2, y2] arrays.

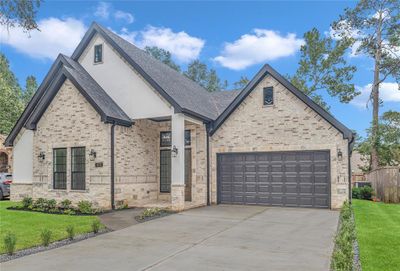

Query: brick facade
[[210, 74, 350, 209], [11, 79, 208, 209]]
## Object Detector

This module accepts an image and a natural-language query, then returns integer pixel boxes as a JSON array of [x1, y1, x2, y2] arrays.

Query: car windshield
[[5, 175, 12, 180]]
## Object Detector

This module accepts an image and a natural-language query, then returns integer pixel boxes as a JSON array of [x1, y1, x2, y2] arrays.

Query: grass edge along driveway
[[0, 201, 101, 254], [353, 199, 400, 271]]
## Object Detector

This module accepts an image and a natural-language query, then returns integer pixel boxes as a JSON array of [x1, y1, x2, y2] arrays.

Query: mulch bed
[[6, 206, 103, 216], [0, 229, 111, 263], [135, 210, 175, 223]]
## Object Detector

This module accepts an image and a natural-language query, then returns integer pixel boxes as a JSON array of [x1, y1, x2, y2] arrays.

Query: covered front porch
[[113, 113, 208, 211]]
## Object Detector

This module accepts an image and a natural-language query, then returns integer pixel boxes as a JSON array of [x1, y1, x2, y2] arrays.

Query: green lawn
[[353, 199, 400, 271], [0, 201, 101, 254]]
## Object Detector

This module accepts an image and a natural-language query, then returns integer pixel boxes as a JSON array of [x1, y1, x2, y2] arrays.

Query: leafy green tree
[[144, 46, 181, 72], [0, 0, 41, 31], [184, 60, 227, 92], [289, 28, 358, 111], [357, 110, 400, 170], [332, 0, 400, 169], [22, 75, 37, 105], [0, 53, 23, 135], [233, 76, 249, 89]]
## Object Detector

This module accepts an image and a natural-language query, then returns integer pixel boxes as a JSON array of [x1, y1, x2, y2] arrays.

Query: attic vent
[[94, 44, 103, 63], [263, 87, 273, 105]]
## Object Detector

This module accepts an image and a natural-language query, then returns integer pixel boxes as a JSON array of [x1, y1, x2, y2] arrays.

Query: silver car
[[0, 173, 12, 200]]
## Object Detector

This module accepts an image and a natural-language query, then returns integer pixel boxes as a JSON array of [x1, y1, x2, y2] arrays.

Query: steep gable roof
[[210, 64, 354, 141], [5, 55, 132, 146], [72, 23, 219, 121]]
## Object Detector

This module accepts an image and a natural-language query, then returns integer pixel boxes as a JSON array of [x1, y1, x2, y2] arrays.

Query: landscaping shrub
[[352, 187, 361, 199], [22, 197, 33, 209], [360, 186, 373, 200], [331, 201, 356, 271], [139, 207, 163, 220], [40, 229, 52, 247], [66, 225, 75, 240], [77, 201, 94, 214], [60, 199, 72, 209], [91, 220, 101, 234], [352, 186, 374, 200], [32, 198, 48, 211], [47, 199, 57, 210], [3, 232, 17, 255], [63, 209, 76, 215]]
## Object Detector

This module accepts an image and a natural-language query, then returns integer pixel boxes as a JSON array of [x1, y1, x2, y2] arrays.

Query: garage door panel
[[218, 151, 330, 208]]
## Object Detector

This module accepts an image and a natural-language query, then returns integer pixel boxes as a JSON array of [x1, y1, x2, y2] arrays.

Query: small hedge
[[331, 201, 357, 271], [352, 186, 374, 200], [9, 198, 100, 215]]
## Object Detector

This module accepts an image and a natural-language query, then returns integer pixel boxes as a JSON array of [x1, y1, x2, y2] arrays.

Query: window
[[160, 130, 191, 147], [263, 87, 274, 105], [94, 44, 103, 63], [71, 147, 86, 190], [53, 148, 67, 189]]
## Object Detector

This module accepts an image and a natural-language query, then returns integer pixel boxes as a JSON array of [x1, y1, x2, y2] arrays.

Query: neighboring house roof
[[4, 55, 132, 146], [72, 23, 220, 121], [209, 64, 354, 141]]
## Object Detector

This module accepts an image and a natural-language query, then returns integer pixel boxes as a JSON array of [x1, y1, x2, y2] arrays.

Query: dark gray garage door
[[217, 151, 330, 208]]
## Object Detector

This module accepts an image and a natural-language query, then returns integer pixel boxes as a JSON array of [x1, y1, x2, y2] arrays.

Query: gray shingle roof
[[210, 90, 241, 115], [97, 25, 222, 120]]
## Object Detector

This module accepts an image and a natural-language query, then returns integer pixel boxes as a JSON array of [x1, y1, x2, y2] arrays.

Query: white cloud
[[0, 17, 87, 60], [114, 10, 134, 24], [351, 82, 400, 108], [94, 2, 110, 19], [213, 29, 304, 70], [126, 26, 204, 62]]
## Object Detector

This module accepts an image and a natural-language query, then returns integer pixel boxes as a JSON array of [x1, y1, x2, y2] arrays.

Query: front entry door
[[159, 148, 192, 201], [185, 149, 192, 201]]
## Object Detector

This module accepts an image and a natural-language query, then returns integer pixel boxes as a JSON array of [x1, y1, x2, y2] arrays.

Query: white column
[[171, 113, 185, 211]]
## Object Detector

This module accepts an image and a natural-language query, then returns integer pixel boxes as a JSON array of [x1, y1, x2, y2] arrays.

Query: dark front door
[[217, 150, 330, 208], [159, 148, 192, 201]]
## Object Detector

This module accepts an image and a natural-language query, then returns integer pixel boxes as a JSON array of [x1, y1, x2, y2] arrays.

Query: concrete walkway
[[99, 208, 144, 231], [1, 205, 339, 271]]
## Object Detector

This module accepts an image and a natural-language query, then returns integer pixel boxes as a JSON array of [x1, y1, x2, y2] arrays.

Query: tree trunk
[[371, 13, 383, 170]]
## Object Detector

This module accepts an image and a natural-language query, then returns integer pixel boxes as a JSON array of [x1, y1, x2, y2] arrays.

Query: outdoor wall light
[[171, 145, 178, 157], [89, 149, 97, 161], [38, 151, 45, 162], [337, 149, 343, 161]]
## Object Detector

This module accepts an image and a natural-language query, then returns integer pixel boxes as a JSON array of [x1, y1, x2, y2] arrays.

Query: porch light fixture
[[337, 149, 343, 161], [171, 145, 178, 157], [38, 151, 45, 162], [89, 149, 97, 161]]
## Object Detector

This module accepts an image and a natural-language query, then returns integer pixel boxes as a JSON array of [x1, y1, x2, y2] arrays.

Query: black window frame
[[53, 148, 67, 190], [263, 87, 274, 106], [71, 147, 86, 190], [160, 130, 191, 147], [94, 44, 103, 63]]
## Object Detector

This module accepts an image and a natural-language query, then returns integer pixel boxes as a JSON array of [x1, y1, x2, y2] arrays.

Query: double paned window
[[53, 148, 67, 189], [71, 147, 86, 190], [94, 44, 103, 63]]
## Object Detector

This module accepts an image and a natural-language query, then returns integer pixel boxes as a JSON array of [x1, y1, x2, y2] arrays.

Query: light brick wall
[[11, 79, 113, 208], [210, 74, 350, 209]]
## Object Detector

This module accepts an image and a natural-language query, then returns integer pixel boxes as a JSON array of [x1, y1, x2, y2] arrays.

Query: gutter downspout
[[348, 134, 355, 204], [111, 122, 116, 210], [206, 123, 211, 206]]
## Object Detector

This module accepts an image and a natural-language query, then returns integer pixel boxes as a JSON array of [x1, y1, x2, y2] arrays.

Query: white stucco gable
[[78, 34, 173, 119]]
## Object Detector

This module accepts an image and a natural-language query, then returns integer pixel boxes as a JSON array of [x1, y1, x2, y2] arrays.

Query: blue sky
[[1, 1, 399, 137]]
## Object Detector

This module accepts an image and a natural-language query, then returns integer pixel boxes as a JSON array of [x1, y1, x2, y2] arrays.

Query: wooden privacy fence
[[365, 166, 400, 203]]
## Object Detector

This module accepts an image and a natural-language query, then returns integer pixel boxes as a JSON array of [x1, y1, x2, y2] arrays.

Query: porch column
[[171, 113, 185, 211]]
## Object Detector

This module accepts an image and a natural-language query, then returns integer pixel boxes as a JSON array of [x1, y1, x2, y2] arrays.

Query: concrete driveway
[[2, 205, 339, 271]]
